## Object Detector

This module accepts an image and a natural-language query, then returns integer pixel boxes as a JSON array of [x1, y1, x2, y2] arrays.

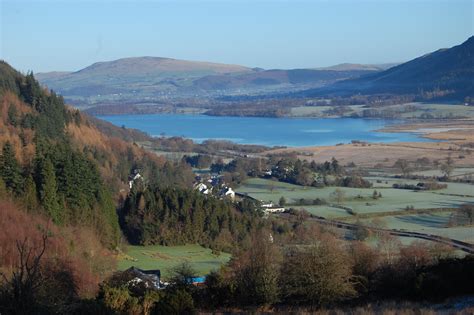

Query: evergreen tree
[[7, 103, 18, 127], [38, 158, 62, 224], [23, 174, 39, 212], [0, 141, 23, 194]]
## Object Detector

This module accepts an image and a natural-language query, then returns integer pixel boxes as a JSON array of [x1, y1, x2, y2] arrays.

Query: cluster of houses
[[128, 170, 286, 214], [193, 175, 288, 214], [193, 174, 235, 200], [123, 267, 205, 290]]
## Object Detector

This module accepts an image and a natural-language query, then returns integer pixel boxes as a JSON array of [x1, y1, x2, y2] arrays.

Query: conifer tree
[[39, 158, 62, 224], [23, 174, 39, 211], [0, 141, 23, 194]]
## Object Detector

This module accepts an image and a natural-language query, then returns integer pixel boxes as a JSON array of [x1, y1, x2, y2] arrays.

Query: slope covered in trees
[[121, 184, 262, 251], [0, 61, 205, 310], [0, 62, 121, 245]]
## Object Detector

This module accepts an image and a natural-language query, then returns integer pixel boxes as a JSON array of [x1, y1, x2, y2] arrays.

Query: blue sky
[[1, 0, 472, 73]]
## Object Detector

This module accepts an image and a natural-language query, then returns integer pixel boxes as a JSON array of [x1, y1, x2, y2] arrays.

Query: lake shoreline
[[97, 114, 434, 148]]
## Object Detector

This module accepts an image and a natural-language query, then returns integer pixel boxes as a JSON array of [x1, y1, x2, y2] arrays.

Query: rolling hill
[[304, 37, 474, 99], [36, 57, 380, 106], [192, 68, 376, 90], [36, 56, 253, 99]]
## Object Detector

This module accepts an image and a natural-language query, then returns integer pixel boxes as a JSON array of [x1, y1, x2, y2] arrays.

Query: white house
[[129, 173, 142, 189], [263, 207, 286, 214], [221, 187, 235, 200], [194, 182, 210, 195]]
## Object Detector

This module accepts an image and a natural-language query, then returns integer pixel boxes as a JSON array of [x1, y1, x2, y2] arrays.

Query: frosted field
[[238, 178, 474, 215], [237, 178, 474, 242]]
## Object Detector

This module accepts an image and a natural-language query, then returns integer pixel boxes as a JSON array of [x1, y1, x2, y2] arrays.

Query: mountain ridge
[[303, 36, 474, 99], [36, 57, 380, 103]]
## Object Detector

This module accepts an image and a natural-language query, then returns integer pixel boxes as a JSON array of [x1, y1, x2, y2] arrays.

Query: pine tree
[[0, 141, 23, 194], [23, 174, 38, 212], [39, 158, 62, 224], [7, 104, 18, 127]]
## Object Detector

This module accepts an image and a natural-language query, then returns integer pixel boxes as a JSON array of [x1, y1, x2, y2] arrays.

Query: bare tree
[[0, 234, 48, 314], [394, 159, 411, 178], [440, 156, 455, 179], [331, 188, 345, 204]]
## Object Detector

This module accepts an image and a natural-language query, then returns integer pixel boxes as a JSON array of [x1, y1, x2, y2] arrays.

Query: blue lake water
[[97, 114, 430, 147]]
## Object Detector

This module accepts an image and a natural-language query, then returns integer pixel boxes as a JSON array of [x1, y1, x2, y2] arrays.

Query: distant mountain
[[36, 56, 253, 99], [315, 63, 399, 72], [192, 68, 376, 90], [36, 57, 380, 105], [37, 56, 251, 80], [305, 37, 474, 99]]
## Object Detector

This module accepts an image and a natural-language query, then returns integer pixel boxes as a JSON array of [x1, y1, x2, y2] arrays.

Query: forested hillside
[[0, 61, 199, 307], [0, 60, 267, 312]]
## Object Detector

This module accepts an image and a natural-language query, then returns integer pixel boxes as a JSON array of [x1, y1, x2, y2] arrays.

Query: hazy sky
[[1, 0, 473, 73]]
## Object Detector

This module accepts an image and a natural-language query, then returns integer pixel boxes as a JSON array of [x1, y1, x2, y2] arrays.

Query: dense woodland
[[121, 184, 262, 251]]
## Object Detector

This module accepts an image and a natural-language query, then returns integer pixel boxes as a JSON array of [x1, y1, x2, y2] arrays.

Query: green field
[[411, 167, 474, 178], [118, 244, 231, 279], [238, 178, 474, 216], [351, 213, 474, 243], [237, 177, 474, 242]]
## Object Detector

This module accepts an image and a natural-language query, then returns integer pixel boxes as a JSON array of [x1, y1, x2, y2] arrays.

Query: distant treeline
[[202, 155, 372, 189]]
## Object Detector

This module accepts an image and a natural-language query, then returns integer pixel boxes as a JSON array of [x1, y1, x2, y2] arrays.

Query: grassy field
[[237, 178, 474, 216], [351, 214, 474, 243], [118, 244, 231, 279], [237, 177, 474, 242], [411, 167, 474, 178]]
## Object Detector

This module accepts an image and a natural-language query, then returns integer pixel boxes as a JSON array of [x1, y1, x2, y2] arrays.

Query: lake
[[97, 114, 431, 147]]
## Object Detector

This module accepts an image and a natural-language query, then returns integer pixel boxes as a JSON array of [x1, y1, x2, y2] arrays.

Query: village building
[[194, 182, 210, 195], [220, 186, 235, 200], [128, 169, 143, 189], [124, 267, 162, 290]]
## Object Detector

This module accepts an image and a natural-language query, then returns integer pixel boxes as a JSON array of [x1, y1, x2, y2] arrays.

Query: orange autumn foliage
[[0, 199, 115, 297]]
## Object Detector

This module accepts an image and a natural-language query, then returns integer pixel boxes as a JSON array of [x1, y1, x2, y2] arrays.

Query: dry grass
[[268, 142, 474, 168], [266, 119, 474, 168]]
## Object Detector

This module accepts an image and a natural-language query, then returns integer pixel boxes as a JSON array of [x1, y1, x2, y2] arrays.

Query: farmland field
[[118, 244, 231, 279], [351, 213, 474, 243], [237, 178, 474, 215], [237, 177, 474, 243], [289, 103, 474, 119]]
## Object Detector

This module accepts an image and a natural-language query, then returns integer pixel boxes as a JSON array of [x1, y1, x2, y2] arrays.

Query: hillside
[[314, 63, 399, 71], [36, 57, 253, 100], [0, 61, 267, 310], [0, 60, 200, 248], [36, 57, 380, 108], [192, 68, 375, 90], [305, 37, 474, 99]]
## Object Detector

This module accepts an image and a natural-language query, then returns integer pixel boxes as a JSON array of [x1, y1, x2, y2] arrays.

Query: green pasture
[[411, 168, 474, 178], [352, 213, 473, 243], [118, 244, 231, 279], [237, 178, 474, 217]]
